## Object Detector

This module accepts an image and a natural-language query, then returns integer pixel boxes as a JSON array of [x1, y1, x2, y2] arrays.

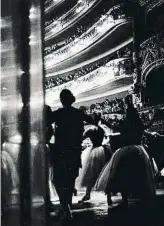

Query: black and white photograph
[[1, 0, 164, 225]]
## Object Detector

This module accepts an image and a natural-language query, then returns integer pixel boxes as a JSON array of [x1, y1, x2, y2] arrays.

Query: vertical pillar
[[18, 1, 32, 225], [40, 0, 50, 223], [28, 0, 48, 225], [2, 0, 47, 225]]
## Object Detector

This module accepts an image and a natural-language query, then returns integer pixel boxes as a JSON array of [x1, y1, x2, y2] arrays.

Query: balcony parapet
[[140, 33, 164, 86]]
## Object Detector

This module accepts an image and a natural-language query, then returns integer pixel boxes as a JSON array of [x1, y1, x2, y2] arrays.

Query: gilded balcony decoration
[[140, 33, 164, 86], [139, 0, 162, 8]]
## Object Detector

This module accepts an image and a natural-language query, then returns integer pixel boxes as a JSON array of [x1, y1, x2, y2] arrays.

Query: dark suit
[[51, 106, 92, 204]]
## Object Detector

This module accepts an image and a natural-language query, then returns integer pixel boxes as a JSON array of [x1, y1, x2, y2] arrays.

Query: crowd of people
[[44, 22, 99, 55], [44, 4, 128, 57], [45, 49, 133, 90], [110, 4, 127, 21], [44, 2, 123, 56], [2, 89, 164, 220], [45, 2, 126, 30], [46, 66, 114, 101], [81, 97, 164, 134], [2, 0, 164, 222], [45, 0, 94, 35], [45, 59, 109, 89], [44, 23, 95, 55], [44, 90, 163, 218], [45, 0, 79, 28], [44, 17, 119, 66], [45, 2, 74, 27], [85, 98, 125, 115]]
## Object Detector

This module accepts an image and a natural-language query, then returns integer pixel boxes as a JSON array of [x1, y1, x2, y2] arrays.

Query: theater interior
[[1, 0, 164, 225]]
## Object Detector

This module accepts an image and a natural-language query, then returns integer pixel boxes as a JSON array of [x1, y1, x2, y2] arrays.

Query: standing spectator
[[50, 89, 93, 219]]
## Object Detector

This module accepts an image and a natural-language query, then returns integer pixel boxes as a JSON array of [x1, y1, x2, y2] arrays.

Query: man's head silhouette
[[60, 89, 75, 107]]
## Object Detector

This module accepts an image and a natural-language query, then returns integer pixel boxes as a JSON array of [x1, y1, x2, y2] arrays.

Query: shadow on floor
[[2, 191, 164, 226]]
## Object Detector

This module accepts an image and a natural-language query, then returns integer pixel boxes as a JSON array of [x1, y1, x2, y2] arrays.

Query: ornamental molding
[[140, 33, 164, 85], [141, 59, 164, 86]]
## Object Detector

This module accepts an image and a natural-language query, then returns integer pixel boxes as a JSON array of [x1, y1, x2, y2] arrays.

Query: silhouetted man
[[50, 89, 92, 219]]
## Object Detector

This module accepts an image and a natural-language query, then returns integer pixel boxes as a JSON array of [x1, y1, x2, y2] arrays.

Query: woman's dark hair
[[60, 89, 75, 107]]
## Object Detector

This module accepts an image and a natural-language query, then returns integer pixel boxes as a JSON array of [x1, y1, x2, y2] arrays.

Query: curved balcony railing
[[44, 0, 65, 13], [45, 1, 79, 28], [44, 3, 129, 55], [140, 33, 164, 85], [45, 0, 101, 41], [45, 10, 127, 69], [142, 0, 163, 10], [45, 58, 132, 107], [44, 0, 65, 14], [45, 20, 126, 69], [45, 57, 131, 89], [46, 38, 133, 77], [44, 0, 53, 6], [45, 0, 82, 30]]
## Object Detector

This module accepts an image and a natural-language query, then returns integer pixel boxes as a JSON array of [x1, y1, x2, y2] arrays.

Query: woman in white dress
[[77, 113, 112, 203], [96, 100, 156, 205]]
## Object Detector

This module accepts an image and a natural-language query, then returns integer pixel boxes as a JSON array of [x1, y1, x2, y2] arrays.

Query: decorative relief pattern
[[140, 33, 164, 85], [139, 0, 162, 8]]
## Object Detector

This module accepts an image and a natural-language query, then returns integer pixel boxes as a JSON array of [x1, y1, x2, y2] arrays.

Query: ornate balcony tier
[[140, 33, 164, 86]]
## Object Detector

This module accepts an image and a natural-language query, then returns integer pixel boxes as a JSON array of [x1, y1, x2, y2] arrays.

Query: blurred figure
[[45, 105, 56, 209], [50, 89, 92, 219], [1, 149, 19, 199], [77, 113, 112, 203], [1, 128, 19, 211], [96, 98, 156, 205], [119, 98, 145, 146], [143, 130, 164, 173]]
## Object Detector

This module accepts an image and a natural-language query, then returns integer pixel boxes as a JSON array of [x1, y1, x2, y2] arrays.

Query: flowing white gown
[[76, 144, 106, 190]]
